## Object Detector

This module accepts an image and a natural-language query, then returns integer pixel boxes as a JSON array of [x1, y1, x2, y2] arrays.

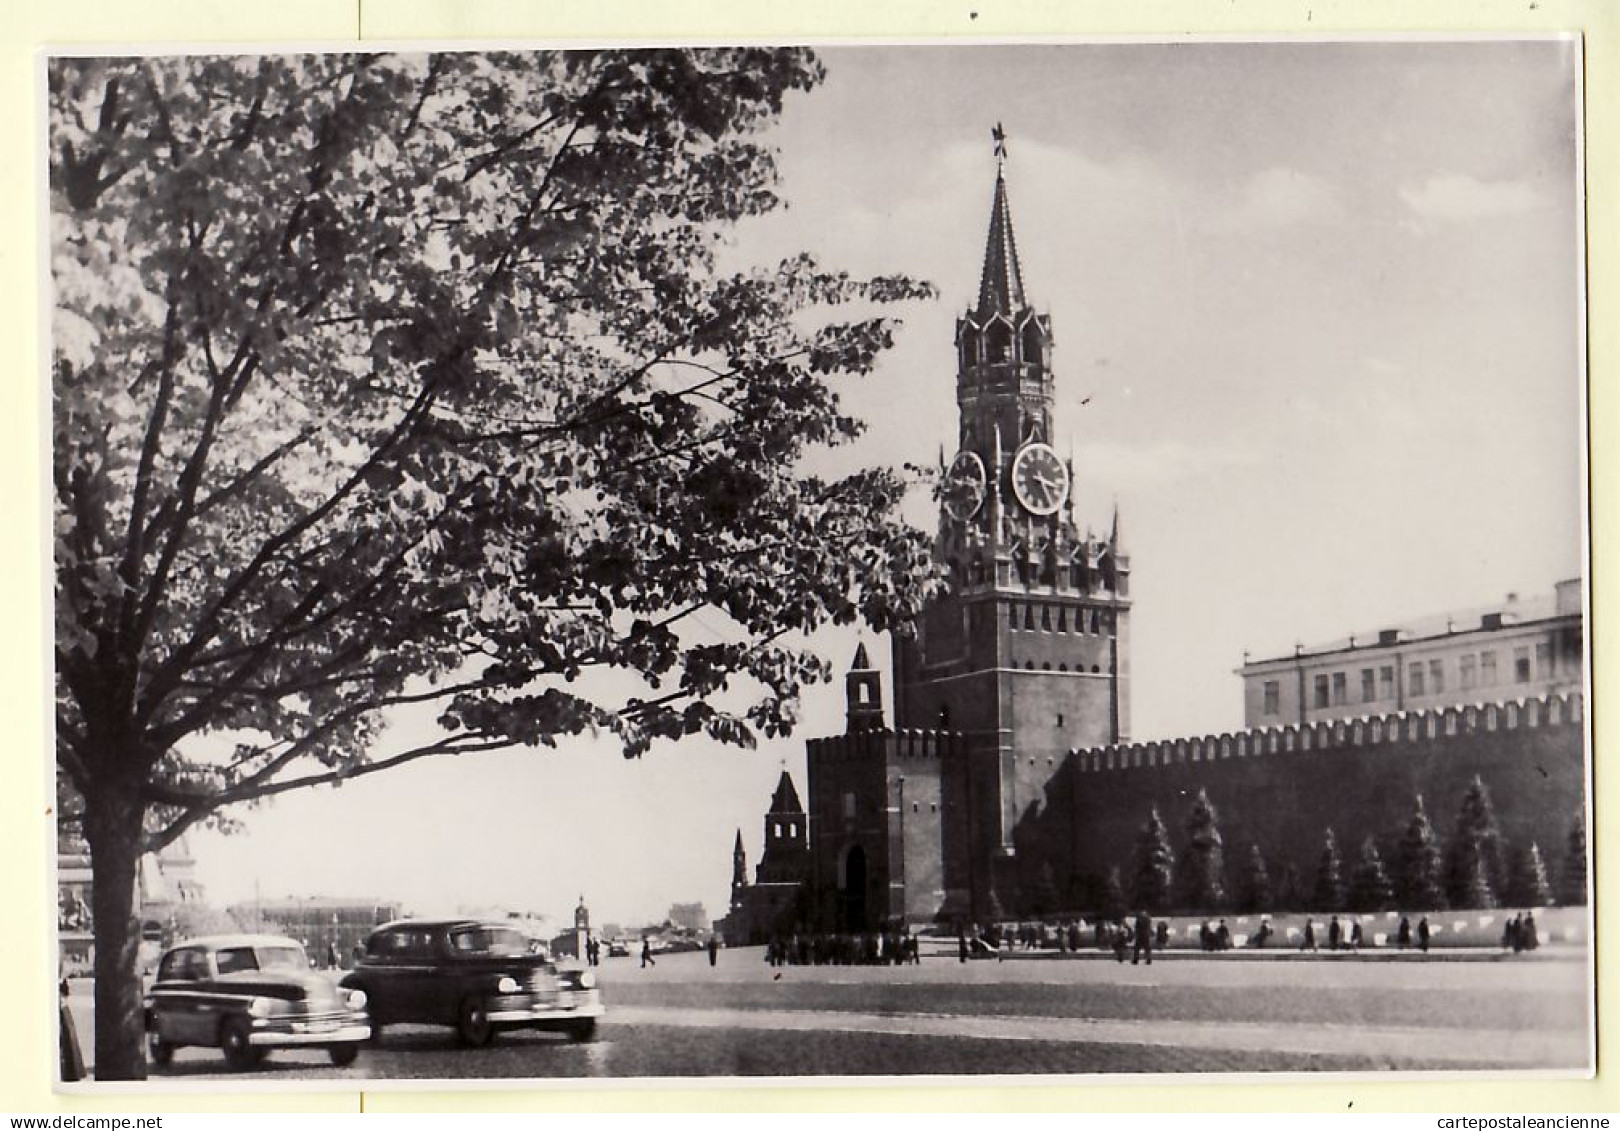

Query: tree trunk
[[85, 783, 148, 1081]]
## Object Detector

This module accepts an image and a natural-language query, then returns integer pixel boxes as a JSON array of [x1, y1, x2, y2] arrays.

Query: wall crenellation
[[807, 728, 962, 762], [1069, 691, 1582, 774]]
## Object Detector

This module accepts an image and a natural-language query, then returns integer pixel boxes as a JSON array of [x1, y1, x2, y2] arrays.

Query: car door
[[152, 947, 210, 1045]]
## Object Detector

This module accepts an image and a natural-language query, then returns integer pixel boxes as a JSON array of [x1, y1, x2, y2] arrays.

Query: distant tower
[[846, 642, 886, 733], [574, 895, 590, 932], [730, 830, 747, 911], [756, 771, 810, 884]]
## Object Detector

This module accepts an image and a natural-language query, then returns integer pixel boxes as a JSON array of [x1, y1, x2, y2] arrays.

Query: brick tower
[[890, 136, 1131, 918]]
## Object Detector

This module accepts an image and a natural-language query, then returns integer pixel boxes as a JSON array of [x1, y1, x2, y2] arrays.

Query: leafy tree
[[1508, 842, 1552, 908], [1236, 844, 1272, 914], [169, 902, 243, 940], [1178, 788, 1227, 911], [50, 50, 937, 1078], [1130, 808, 1174, 914], [1559, 808, 1588, 906], [1313, 828, 1345, 912], [1445, 776, 1507, 910], [1348, 836, 1394, 912], [1393, 793, 1447, 911]]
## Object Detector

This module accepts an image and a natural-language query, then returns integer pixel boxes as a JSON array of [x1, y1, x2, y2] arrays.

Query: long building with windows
[[1238, 579, 1582, 729]]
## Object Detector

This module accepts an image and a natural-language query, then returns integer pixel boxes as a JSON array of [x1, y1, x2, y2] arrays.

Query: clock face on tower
[[1011, 442, 1069, 516], [943, 450, 987, 522]]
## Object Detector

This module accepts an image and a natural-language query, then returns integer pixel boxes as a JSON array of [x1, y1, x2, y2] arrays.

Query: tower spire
[[978, 126, 1027, 317]]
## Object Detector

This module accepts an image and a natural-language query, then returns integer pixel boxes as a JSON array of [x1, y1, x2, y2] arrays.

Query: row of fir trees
[[1108, 777, 1586, 916]]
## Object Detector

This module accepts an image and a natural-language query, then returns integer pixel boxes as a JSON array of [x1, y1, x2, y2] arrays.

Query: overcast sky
[[184, 40, 1584, 932]]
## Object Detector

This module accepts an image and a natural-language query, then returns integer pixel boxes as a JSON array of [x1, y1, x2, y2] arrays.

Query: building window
[[773, 822, 782, 837], [1536, 641, 1552, 679], [1360, 669, 1376, 703], [1409, 663, 1425, 697], [1330, 672, 1347, 706], [1313, 674, 1330, 710], [1379, 665, 1395, 700], [1041, 605, 1051, 630], [1057, 608, 1067, 631], [1056, 713, 1064, 727], [1024, 606, 1035, 630], [1460, 655, 1476, 690], [1262, 680, 1280, 716], [1481, 651, 1498, 685], [788, 823, 796, 838], [1009, 604, 1018, 629], [842, 792, 855, 820], [1429, 659, 1444, 695], [1515, 647, 1532, 683]]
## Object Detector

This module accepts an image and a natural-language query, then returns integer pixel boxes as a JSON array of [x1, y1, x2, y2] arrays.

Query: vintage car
[[340, 919, 603, 1046], [143, 934, 369, 1069]]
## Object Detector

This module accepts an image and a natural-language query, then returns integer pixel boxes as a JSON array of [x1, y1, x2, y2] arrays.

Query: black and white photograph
[[47, 39, 1591, 1088]]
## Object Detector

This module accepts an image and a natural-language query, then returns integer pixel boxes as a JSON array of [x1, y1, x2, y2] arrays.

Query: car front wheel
[[457, 998, 495, 1047], [146, 1031, 175, 1066], [220, 1017, 264, 1071], [328, 1044, 360, 1067], [567, 1018, 597, 1043]]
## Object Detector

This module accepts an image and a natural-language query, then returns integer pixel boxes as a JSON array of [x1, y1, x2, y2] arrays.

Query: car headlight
[[576, 970, 596, 990], [247, 996, 273, 1019], [496, 976, 520, 994], [345, 989, 367, 1010]]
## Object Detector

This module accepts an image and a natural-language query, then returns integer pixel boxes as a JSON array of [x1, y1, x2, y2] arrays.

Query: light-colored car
[[143, 934, 369, 1070]]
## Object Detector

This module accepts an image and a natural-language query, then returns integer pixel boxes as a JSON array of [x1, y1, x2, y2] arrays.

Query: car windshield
[[449, 926, 529, 956], [215, 944, 308, 974]]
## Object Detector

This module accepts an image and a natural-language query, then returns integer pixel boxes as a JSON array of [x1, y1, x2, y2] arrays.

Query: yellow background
[[2, 0, 1613, 1113]]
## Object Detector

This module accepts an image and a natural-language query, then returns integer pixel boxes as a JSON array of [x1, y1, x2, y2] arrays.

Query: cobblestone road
[[71, 945, 1591, 1082]]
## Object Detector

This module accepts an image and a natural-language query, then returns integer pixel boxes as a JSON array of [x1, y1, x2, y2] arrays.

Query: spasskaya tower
[[890, 133, 1131, 916]]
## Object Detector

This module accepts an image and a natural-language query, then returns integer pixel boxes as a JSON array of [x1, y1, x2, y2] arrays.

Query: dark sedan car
[[143, 934, 370, 1070], [340, 919, 603, 1046]]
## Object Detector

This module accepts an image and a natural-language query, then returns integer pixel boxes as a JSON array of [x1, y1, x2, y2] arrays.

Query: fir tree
[[1508, 842, 1553, 908], [1559, 808, 1588, 906], [1029, 861, 1059, 917], [1237, 844, 1272, 914], [1179, 788, 1228, 911], [1314, 828, 1346, 912], [1349, 836, 1395, 911], [1103, 866, 1127, 921], [1445, 776, 1506, 910], [1131, 807, 1175, 914], [1393, 794, 1447, 910]]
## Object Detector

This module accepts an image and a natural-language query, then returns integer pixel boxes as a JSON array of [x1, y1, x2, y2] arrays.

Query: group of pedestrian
[[766, 928, 921, 966], [1197, 919, 1234, 952], [1501, 911, 1541, 954], [1394, 914, 1431, 952]]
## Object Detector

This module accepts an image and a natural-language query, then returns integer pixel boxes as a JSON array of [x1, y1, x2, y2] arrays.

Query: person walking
[[1350, 921, 1363, 952], [1301, 919, 1317, 952], [1417, 916, 1431, 953], [59, 977, 85, 1082], [1216, 919, 1232, 951], [1132, 909, 1153, 966], [1328, 915, 1342, 951], [707, 934, 719, 967], [641, 938, 656, 968], [1397, 916, 1412, 950], [1522, 911, 1540, 951], [1504, 914, 1522, 954], [958, 925, 969, 964]]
